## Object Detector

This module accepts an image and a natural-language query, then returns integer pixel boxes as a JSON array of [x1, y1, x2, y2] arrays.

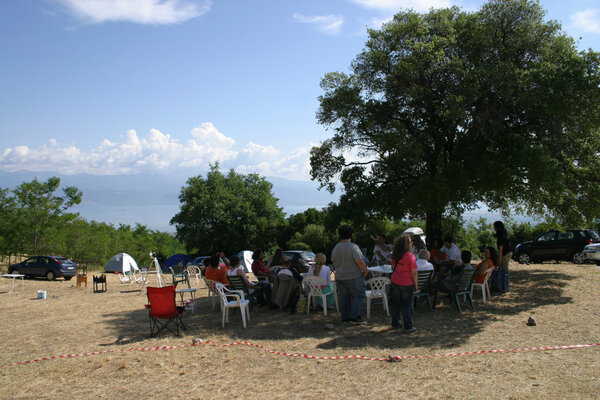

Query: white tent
[[237, 250, 253, 273], [104, 253, 140, 274]]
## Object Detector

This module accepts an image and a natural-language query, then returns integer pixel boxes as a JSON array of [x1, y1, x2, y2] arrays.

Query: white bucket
[[37, 290, 47, 300]]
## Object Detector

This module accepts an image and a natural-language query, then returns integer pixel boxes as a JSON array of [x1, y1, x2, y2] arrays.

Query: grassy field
[[0, 261, 598, 399]]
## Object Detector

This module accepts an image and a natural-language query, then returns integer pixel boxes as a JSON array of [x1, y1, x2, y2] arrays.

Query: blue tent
[[162, 254, 191, 272]]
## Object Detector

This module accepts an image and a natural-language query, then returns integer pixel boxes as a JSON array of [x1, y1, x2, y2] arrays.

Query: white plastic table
[[1, 274, 25, 294], [367, 265, 393, 277], [176, 288, 197, 311]]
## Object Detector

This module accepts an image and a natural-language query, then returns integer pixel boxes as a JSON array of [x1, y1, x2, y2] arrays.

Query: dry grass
[[1, 261, 599, 399]]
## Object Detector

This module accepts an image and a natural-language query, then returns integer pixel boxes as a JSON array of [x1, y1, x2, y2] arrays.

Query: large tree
[[10, 177, 82, 254], [311, 0, 600, 240], [171, 164, 285, 255]]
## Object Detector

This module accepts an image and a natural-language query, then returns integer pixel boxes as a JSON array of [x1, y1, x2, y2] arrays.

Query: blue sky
[[1, 0, 599, 183]]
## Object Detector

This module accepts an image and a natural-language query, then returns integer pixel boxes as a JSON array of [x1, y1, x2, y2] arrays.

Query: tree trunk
[[425, 211, 443, 247]]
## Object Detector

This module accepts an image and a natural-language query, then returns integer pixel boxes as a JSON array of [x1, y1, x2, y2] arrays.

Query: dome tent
[[104, 253, 140, 274]]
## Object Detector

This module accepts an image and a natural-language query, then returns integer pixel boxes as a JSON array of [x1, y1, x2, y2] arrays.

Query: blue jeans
[[336, 276, 366, 320], [391, 283, 414, 330]]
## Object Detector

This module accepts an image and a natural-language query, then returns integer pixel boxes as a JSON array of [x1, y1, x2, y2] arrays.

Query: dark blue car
[[8, 256, 77, 281]]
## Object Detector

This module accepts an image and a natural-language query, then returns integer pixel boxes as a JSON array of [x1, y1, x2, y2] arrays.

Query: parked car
[[189, 256, 209, 267], [403, 227, 426, 245], [283, 250, 316, 273], [514, 229, 600, 265], [583, 243, 600, 265], [8, 256, 77, 280]]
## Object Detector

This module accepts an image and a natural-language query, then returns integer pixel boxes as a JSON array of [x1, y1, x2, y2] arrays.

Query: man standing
[[331, 225, 368, 324]]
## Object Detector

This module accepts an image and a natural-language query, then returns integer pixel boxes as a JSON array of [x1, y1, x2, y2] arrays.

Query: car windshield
[[301, 252, 315, 259], [588, 230, 600, 239]]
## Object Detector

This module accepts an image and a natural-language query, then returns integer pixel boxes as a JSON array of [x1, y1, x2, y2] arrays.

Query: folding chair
[[93, 274, 107, 293], [146, 285, 185, 337]]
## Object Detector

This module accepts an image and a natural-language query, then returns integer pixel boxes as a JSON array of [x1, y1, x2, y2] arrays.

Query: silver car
[[583, 243, 600, 265]]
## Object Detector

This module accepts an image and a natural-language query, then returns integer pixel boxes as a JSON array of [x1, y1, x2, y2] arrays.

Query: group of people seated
[[201, 248, 334, 313], [199, 233, 496, 318], [369, 233, 496, 284]]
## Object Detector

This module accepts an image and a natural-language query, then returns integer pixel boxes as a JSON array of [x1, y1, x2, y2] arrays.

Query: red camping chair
[[146, 285, 185, 337]]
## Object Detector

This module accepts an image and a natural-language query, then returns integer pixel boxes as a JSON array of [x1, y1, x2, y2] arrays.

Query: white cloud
[[349, 0, 451, 12], [367, 16, 393, 30], [240, 141, 279, 159], [54, 0, 211, 25], [570, 9, 600, 34], [235, 146, 311, 180], [0, 123, 313, 180], [293, 13, 344, 35]]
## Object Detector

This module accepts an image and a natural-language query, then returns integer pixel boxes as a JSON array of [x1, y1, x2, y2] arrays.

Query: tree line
[[0, 177, 185, 268], [170, 165, 595, 261], [1, 174, 597, 271]]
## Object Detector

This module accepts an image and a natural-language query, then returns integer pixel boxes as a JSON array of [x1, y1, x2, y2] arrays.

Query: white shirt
[[307, 265, 332, 285], [416, 259, 434, 275], [278, 268, 294, 277], [441, 243, 461, 263], [372, 243, 392, 264]]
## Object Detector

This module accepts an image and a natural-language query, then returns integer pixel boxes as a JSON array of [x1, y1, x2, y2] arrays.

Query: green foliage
[[4, 177, 82, 255], [0, 188, 21, 258], [287, 224, 335, 254], [311, 0, 600, 238], [461, 218, 496, 259], [0, 177, 185, 268], [277, 208, 326, 248], [508, 220, 562, 247], [171, 164, 285, 255]]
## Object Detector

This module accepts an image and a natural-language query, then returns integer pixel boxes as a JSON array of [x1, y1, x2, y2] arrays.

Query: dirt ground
[[0, 261, 599, 399]]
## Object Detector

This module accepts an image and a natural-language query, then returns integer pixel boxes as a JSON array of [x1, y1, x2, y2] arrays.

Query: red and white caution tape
[[1, 341, 598, 368]]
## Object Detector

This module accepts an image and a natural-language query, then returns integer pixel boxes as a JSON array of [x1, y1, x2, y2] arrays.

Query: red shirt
[[391, 252, 417, 286], [205, 266, 228, 286], [473, 258, 495, 283], [251, 260, 269, 276]]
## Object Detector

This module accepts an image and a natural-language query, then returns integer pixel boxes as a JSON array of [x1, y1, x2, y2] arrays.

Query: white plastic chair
[[186, 265, 202, 286], [118, 272, 132, 284], [118, 269, 144, 284], [365, 277, 390, 319], [215, 282, 250, 328], [203, 278, 221, 310], [471, 268, 493, 304], [303, 276, 338, 316]]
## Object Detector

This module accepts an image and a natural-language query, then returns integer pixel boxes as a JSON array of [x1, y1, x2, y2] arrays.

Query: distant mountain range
[[0, 171, 537, 232], [0, 171, 340, 232]]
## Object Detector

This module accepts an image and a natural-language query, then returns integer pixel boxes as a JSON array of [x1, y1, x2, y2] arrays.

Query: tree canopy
[[0, 176, 184, 266], [170, 164, 285, 255], [310, 0, 600, 239], [9, 177, 82, 254]]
